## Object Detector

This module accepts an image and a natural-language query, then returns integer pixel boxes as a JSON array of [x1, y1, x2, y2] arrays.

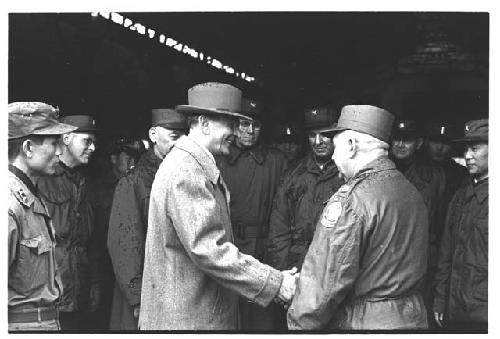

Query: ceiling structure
[[9, 11, 489, 136]]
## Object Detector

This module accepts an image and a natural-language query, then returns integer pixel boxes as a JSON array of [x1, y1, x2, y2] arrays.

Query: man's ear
[[200, 116, 210, 134], [22, 139, 33, 158], [347, 137, 357, 159], [62, 133, 72, 146], [149, 127, 157, 144], [110, 154, 118, 165]]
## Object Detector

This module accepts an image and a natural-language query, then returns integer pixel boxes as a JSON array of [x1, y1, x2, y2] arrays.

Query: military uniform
[[107, 149, 162, 330], [8, 102, 76, 331], [287, 158, 429, 330], [267, 154, 343, 271], [8, 167, 63, 331]]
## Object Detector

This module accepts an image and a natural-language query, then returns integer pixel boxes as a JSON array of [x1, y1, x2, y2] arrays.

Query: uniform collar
[[8, 168, 50, 216], [471, 176, 488, 204], [9, 164, 38, 198], [227, 143, 266, 165], [175, 135, 220, 185], [138, 148, 163, 170], [354, 156, 396, 178], [305, 154, 337, 175]]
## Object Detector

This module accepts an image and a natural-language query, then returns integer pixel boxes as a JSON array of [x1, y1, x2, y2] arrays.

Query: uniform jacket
[[396, 155, 446, 270], [267, 154, 344, 270], [216, 144, 287, 259], [8, 166, 62, 310], [287, 157, 429, 330], [37, 162, 97, 312], [107, 149, 162, 330], [139, 135, 283, 330], [433, 177, 488, 323]]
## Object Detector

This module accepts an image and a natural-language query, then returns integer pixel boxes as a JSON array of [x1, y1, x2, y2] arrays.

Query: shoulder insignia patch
[[338, 184, 350, 193], [321, 201, 343, 228]]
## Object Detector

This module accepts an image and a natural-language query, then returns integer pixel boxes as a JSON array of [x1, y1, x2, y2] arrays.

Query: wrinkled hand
[[275, 267, 300, 309], [133, 305, 140, 318], [89, 283, 101, 312], [434, 312, 444, 327]]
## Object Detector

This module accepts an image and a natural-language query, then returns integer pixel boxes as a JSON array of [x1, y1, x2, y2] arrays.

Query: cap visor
[[176, 105, 251, 120], [32, 122, 78, 136], [321, 126, 348, 138], [453, 136, 488, 143]]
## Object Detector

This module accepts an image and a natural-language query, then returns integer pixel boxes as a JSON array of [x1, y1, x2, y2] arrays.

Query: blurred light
[[91, 12, 99, 17]]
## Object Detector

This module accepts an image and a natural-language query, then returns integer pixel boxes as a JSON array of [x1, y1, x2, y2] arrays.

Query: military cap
[[454, 119, 488, 143], [323, 105, 395, 143], [8, 102, 77, 139], [152, 108, 188, 130], [109, 137, 144, 159], [426, 122, 457, 141], [241, 98, 263, 120], [392, 119, 422, 138], [176, 82, 251, 120], [272, 123, 302, 141], [304, 107, 338, 130], [60, 115, 97, 132]]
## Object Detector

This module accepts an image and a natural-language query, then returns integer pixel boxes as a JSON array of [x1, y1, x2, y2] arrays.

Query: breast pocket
[[17, 235, 52, 293]]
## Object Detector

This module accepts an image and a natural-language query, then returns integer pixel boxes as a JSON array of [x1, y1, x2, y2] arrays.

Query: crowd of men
[[8, 81, 488, 332]]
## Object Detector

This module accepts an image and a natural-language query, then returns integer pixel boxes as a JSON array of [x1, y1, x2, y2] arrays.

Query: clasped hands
[[275, 267, 300, 309]]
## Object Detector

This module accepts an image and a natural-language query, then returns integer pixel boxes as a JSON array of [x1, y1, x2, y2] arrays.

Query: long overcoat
[[139, 135, 282, 330]]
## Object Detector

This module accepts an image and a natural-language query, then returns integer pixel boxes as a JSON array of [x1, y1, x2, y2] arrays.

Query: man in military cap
[[36, 115, 100, 331], [424, 122, 469, 220], [287, 105, 429, 330], [139, 83, 298, 330], [270, 122, 304, 168], [390, 119, 446, 325], [107, 108, 188, 330], [87, 136, 144, 331], [433, 119, 488, 332], [8, 102, 77, 331], [267, 106, 344, 329]]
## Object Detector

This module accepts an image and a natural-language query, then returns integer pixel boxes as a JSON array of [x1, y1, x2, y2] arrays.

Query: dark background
[[8, 12, 489, 141]]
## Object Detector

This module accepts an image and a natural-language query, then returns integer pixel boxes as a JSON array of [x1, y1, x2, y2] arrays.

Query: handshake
[[274, 267, 300, 309]]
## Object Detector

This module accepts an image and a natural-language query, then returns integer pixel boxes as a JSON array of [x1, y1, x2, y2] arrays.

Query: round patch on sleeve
[[321, 201, 343, 228]]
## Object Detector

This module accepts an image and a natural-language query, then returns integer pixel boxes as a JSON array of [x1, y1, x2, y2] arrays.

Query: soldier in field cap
[[433, 119, 488, 332], [140, 82, 298, 330], [107, 108, 188, 330], [288, 105, 429, 330], [36, 114, 100, 331], [8, 102, 77, 331]]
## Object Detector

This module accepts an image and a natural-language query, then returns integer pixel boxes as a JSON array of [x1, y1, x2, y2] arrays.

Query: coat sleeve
[[287, 195, 362, 329], [8, 211, 19, 267], [166, 165, 283, 307], [267, 173, 293, 270], [107, 176, 145, 307], [432, 192, 457, 314]]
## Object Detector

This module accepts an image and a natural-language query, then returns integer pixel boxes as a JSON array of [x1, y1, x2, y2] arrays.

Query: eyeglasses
[[238, 119, 262, 131]]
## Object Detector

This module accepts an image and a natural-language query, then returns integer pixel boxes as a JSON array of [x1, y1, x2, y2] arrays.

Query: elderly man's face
[[426, 138, 452, 162], [150, 126, 185, 159], [65, 132, 96, 165], [464, 142, 488, 178], [390, 136, 422, 161], [308, 131, 335, 160], [207, 116, 237, 156], [332, 132, 351, 180], [235, 119, 261, 149]]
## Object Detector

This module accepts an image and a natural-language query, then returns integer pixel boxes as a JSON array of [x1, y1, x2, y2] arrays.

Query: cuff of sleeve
[[253, 266, 283, 307]]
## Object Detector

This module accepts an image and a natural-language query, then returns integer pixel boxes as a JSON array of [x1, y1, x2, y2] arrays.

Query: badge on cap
[[321, 201, 343, 228], [399, 122, 405, 128], [286, 127, 291, 135], [312, 110, 317, 116]]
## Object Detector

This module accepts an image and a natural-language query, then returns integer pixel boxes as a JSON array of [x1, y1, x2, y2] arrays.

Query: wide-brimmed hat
[[176, 82, 251, 120], [151, 108, 188, 130], [60, 115, 97, 132], [8, 102, 77, 139], [454, 119, 488, 143], [322, 105, 395, 143]]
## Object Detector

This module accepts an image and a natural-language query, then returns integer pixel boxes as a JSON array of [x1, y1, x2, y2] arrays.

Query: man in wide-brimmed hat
[[267, 106, 344, 329], [139, 82, 298, 330], [216, 98, 288, 330], [37, 114, 100, 331], [433, 119, 488, 332], [107, 108, 188, 330], [287, 105, 429, 330], [8, 102, 77, 331]]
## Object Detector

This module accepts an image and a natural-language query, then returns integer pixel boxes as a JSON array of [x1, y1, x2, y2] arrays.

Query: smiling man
[[433, 119, 488, 332], [37, 115, 100, 331], [139, 82, 298, 330]]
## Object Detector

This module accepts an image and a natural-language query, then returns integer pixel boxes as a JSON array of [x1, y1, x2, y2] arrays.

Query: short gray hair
[[337, 129, 389, 153]]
